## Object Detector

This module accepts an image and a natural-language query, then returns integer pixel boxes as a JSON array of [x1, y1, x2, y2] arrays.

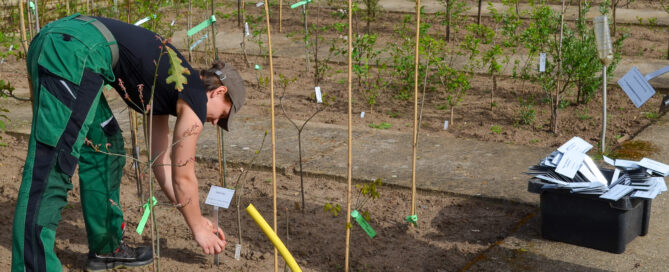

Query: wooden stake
[[344, 0, 353, 270], [410, 0, 420, 220], [210, 0, 219, 60], [279, 0, 282, 33], [188, 0, 193, 62], [262, 0, 279, 270], [18, 0, 32, 104]]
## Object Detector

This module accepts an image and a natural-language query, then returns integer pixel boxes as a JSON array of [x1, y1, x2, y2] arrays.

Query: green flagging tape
[[136, 196, 158, 235], [290, 0, 312, 9], [187, 15, 217, 37], [351, 210, 376, 238], [405, 214, 418, 227], [254, 64, 262, 70]]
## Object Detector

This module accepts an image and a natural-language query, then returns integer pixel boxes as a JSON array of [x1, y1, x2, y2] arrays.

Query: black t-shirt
[[94, 17, 207, 125]]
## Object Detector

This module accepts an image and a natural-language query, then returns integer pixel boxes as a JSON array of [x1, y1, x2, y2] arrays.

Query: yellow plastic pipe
[[246, 204, 302, 272]]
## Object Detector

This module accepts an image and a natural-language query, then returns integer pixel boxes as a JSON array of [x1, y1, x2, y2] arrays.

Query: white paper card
[[555, 150, 585, 179], [600, 185, 633, 201], [617, 67, 656, 108], [360, 112, 365, 118], [638, 158, 669, 176], [583, 156, 608, 186], [557, 137, 592, 154], [314, 86, 322, 103], [256, 1, 264, 7], [539, 53, 546, 72], [244, 22, 250, 36], [443, 120, 449, 130], [205, 186, 235, 208]]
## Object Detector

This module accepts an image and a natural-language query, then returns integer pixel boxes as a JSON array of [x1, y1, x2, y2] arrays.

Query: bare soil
[[0, 0, 668, 271], [0, 133, 535, 271]]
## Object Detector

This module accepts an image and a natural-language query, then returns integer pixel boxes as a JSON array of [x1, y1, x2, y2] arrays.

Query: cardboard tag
[[351, 210, 376, 238], [617, 67, 656, 108], [205, 185, 235, 208], [539, 53, 546, 72], [314, 86, 322, 103]]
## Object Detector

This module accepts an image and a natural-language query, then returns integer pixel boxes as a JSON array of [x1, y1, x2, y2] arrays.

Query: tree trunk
[[612, 0, 617, 36], [491, 74, 496, 112], [450, 106, 454, 126], [446, 1, 451, 42], [477, 0, 482, 25]]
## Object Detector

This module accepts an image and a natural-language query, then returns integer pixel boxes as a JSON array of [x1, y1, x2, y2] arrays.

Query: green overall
[[12, 14, 125, 271]]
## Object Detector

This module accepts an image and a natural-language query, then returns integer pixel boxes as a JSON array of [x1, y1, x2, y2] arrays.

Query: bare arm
[[150, 115, 176, 203], [170, 99, 226, 254]]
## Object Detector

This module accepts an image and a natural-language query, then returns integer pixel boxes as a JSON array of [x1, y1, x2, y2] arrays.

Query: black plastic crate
[[529, 179, 652, 254]]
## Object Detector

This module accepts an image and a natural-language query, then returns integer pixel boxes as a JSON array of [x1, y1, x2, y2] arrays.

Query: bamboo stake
[[66, 0, 70, 15], [19, 0, 31, 104], [262, 0, 279, 270], [33, 0, 40, 31], [211, 0, 219, 60], [26, 0, 33, 40], [188, 0, 192, 62], [409, 0, 420, 221], [344, 0, 353, 269], [279, 0, 282, 33]]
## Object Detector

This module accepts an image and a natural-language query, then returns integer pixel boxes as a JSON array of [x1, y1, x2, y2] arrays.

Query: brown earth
[[0, 133, 536, 271], [0, 0, 668, 271]]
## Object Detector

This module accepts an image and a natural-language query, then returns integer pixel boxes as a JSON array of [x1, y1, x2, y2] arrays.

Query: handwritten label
[[314, 86, 322, 103], [205, 185, 235, 208]]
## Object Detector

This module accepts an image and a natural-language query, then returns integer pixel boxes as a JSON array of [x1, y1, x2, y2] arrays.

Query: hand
[[192, 217, 226, 255]]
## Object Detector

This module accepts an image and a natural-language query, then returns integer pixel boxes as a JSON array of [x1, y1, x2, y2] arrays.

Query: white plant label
[[256, 1, 264, 7], [205, 186, 235, 208], [539, 53, 546, 72], [244, 22, 250, 37], [443, 120, 449, 130], [134, 16, 151, 26], [170, 19, 175, 26], [314, 86, 323, 103], [360, 112, 365, 118], [234, 244, 242, 260]]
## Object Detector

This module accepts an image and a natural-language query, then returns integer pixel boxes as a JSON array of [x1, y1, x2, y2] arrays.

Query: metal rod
[[602, 65, 607, 153], [214, 206, 220, 265]]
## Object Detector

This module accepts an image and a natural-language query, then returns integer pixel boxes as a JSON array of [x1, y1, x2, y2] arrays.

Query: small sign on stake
[[314, 86, 322, 103], [617, 67, 656, 108], [205, 185, 235, 208], [539, 53, 546, 72]]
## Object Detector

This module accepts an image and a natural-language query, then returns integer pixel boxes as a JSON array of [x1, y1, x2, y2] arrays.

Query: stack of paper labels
[[527, 137, 669, 201]]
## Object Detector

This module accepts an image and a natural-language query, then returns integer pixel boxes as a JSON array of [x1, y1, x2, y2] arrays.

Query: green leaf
[[165, 47, 190, 92]]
